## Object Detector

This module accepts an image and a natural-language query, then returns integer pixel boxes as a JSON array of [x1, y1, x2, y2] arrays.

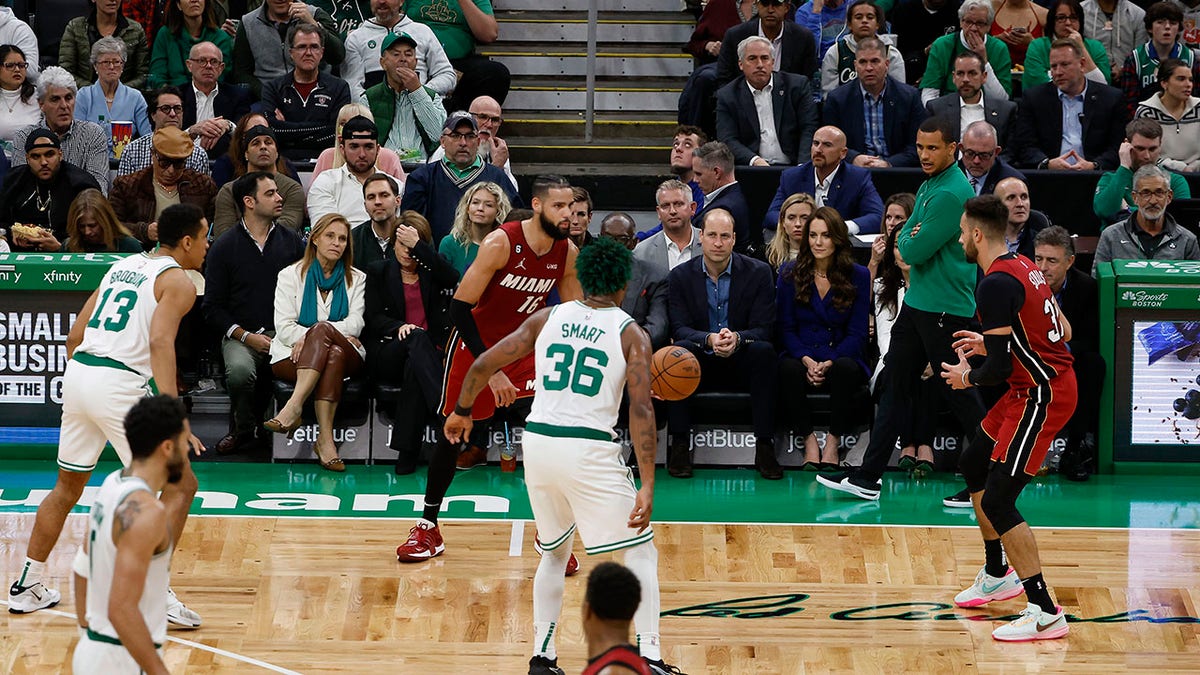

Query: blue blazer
[[692, 181, 753, 253], [668, 252, 776, 350], [776, 262, 871, 375], [822, 76, 928, 168], [763, 161, 884, 233]]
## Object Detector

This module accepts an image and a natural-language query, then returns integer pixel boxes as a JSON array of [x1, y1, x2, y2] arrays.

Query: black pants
[[874, 364, 942, 447], [1067, 351, 1104, 445], [446, 54, 511, 111], [855, 305, 985, 480], [668, 341, 777, 442], [370, 330, 444, 458], [779, 356, 866, 437], [677, 62, 718, 137]]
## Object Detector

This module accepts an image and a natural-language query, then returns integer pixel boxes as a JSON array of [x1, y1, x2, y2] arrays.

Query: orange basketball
[[650, 346, 701, 401]]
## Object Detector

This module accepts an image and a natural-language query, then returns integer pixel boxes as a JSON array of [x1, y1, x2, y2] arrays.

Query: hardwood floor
[[3, 515, 1198, 673]]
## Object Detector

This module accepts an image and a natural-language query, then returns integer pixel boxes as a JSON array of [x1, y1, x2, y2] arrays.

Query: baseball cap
[[25, 129, 60, 153], [341, 115, 378, 140], [443, 111, 478, 133], [381, 32, 418, 55]]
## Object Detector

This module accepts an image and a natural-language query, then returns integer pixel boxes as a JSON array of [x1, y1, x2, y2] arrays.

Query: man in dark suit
[[691, 141, 754, 253], [958, 121, 1025, 196], [763, 125, 884, 233], [181, 41, 254, 160], [823, 37, 928, 168], [1011, 39, 1126, 170], [667, 208, 779, 480], [715, 0, 818, 89], [925, 52, 1016, 146], [995, 177, 1051, 259], [600, 212, 670, 350], [716, 36, 818, 166], [1034, 226, 1103, 481]]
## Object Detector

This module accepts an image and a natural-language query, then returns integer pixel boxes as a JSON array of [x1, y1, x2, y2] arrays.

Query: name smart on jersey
[[561, 323, 606, 344]]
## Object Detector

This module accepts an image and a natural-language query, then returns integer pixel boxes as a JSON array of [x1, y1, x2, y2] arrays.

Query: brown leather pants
[[271, 322, 364, 402]]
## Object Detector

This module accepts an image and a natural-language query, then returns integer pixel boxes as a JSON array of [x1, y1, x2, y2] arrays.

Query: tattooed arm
[[109, 493, 171, 675], [622, 322, 656, 533], [443, 307, 553, 444]]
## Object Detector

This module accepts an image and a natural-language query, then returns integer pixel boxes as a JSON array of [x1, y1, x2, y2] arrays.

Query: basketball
[[650, 346, 701, 401]]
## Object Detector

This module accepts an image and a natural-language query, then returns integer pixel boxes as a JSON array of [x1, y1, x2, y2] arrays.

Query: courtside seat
[[688, 387, 873, 434]]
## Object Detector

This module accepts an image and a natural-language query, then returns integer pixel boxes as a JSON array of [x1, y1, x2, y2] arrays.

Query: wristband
[[453, 403, 472, 417], [239, 330, 248, 343], [961, 370, 970, 388]]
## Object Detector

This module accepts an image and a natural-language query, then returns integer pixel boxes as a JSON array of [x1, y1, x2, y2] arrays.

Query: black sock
[[421, 430, 460, 523], [1021, 573, 1056, 614], [984, 539, 1007, 578]]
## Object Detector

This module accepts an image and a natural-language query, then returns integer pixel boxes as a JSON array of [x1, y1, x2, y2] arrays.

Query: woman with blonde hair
[[766, 193, 815, 272], [264, 213, 367, 472], [311, 103, 406, 182], [438, 181, 512, 275], [63, 189, 143, 252]]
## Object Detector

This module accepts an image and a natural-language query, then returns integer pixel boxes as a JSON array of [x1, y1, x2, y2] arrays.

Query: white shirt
[[666, 228, 697, 270], [306, 164, 405, 226], [193, 83, 218, 123], [757, 23, 784, 70], [749, 79, 788, 165], [269, 260, 367, 365], [959, 97, 985, 140], [814, 163, 840, 207]]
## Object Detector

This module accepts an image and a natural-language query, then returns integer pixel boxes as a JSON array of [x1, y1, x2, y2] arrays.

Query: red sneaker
[[396, 520, 445, 562], [564, 553, 579, 577], [455, 444, 488, 470]]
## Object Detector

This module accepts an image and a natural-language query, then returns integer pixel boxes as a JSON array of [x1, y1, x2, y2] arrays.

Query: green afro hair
[[575, 236, 632, 297]]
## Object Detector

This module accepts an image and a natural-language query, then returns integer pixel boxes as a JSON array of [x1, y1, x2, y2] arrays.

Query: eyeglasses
[[155, 155, 187, 170], [95, 59, 125, 68], [961, 19, 990, 28], [470, 112, 503, 124], [155, 104, 184, 116], [962, 149, 995, 161], [188, 58, 223, 67], [1054, 14, 1079, 21], [1133, 188, 1171, 200], [604, 233, 637, 244], [290, 44, 323, 53], [2, 61, 27, 70], [443, 132, 478, 141]]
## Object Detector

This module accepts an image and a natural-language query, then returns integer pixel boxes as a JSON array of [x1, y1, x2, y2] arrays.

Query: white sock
[[18, 558, 46, 587], [623, 541, 662, 661], [531, 541, 571, 658]]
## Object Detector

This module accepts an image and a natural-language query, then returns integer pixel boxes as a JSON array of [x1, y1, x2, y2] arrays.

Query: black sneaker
[[528, 655, 565, 675], [942, 488, 972, 508], [816, 471, 881, 500], [645, 657, 687, 674]]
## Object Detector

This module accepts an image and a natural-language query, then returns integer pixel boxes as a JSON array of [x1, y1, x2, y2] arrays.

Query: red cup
[[111, 121, 134, 159]]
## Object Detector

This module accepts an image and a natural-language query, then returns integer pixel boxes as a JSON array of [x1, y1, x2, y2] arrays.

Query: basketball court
[[2, 460, 1198, 673]]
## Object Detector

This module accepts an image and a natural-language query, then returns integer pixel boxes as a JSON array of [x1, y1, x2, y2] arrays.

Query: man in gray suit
[[634, 179, 703, 275], [924, 52, 1016, 146], [601, 212, 670, 350]]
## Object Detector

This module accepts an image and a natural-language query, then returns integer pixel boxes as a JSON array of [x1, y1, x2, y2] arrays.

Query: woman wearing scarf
[[265, 213, 366, 472]]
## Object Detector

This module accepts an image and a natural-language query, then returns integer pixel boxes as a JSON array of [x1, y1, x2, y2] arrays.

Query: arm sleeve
[[982, 63, 1009, 100], [820, 44, 838, 97], [450, 298, 488, 356], [342, 34, 366, 101], [833, 267, 871, 361], [1092, 166, 1130, 220], [277, 177, 307, 233], [424, 40, 458, 97], [715, 90, 755, 164], [273, 267, 305, 349], [741, 262, 777, 343], [201, 245, 237, 335], [128, 30, 150, 91], [967, 333, 1014, 386], [966, 273, 1024, 386], [896, 191, 965, 265], [413, 88, 450, 155], [668, 269, 712, 348], [306, 175, 335, 225], [59, 22, 89, 90], [643, 277, 671, 349]]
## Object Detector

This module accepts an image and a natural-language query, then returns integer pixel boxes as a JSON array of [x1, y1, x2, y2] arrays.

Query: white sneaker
[[166, 587, 202, 628], [992, 602, 1069, 641], [8, 580, 61, 613], [954, 566, 1023, 607]]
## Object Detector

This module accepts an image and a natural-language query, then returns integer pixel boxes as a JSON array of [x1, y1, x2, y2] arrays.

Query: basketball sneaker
[[943, 488, 973, 508], [815, 471, 881, 500], [528, 655, 565, 675], [166, 587, 202, 627], [645, 657, 688, 674], [954, 566, 1023, 607], [565, 553, 579, 576], [991, 603, 1069, 641], [7, 580, 61, 613], [455, 444, 488, 470], [396, 519, 445, 562]]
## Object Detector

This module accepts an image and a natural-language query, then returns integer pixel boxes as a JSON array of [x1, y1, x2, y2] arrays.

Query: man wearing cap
[[362, 32, 448, 163], [258, 23, 351, 160], [11, 66, 111, 194], [428, 95, 518, 191], [117, 86, 212, 177], [341, 0, 456, 101], [307, 115, 404, 224], [400, 110, 521, 244], [110, 127, 218, 248], [212, 125, 307, 238], [0, 130, 102, 252]]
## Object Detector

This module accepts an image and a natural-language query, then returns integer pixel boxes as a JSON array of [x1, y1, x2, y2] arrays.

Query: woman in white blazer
[[264, 213, 367, 472]]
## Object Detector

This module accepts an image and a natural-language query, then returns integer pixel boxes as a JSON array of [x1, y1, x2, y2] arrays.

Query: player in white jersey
[[445, 237, 683, 675], [72, 395, 190, 675], [9, 204, 209, 629]]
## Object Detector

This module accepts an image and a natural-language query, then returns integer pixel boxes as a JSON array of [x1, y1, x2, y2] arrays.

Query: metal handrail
[[585, 0, 598, 143]]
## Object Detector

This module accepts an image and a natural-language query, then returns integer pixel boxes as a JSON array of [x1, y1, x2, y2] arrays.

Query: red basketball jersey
[[581, 645, 652, 675], [985, 254, 1074, 390], [473, 220, 569, 346]]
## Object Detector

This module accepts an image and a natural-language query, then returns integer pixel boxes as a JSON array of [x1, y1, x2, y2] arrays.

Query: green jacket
[[59, 12, 150, 90], [363, 81, 443, 157], [148, 25, 234, 88], [897, 164, 978, 317], [921, 32, 1013, 97], [1092, 164, 1192, 223], [1023, 36, 1111, 89]]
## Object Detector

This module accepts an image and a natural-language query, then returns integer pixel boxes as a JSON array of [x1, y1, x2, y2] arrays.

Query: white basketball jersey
[[76, 254, 180, 379], [84, 470, 171, 645], [527, 301, 634, 438]]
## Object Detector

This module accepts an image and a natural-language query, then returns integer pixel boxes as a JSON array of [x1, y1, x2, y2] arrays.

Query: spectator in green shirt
[[437, 180, 511, 276], [1093, 117, 1191, 224], [405, 0, 510, 111]]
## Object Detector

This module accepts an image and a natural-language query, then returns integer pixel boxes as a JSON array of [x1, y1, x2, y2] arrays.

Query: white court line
[[0, 600, 302, 675], [509, 520, 526, 557]]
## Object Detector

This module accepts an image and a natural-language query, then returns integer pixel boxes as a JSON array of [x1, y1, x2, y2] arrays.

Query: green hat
[[381, 32, 418, 55]]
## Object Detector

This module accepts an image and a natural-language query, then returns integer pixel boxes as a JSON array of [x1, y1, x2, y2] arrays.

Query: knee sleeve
[[958, 428, 992, 493], [980, 482, 1026, 536]]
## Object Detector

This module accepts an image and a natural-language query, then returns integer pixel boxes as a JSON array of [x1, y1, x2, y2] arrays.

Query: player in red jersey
[[396, 175, 582, 562], [582, 562, 653, 675], [941, 195, 1078, 642]]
